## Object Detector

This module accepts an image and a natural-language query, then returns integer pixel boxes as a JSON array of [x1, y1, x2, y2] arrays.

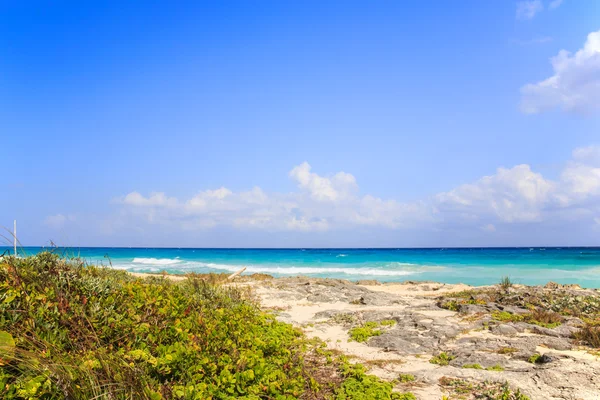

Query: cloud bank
[[520, 30, 600, 114], [112, 146, 600, 237]]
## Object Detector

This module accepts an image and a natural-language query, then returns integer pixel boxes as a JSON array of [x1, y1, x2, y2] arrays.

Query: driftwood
[[227, 267, 247, 280]]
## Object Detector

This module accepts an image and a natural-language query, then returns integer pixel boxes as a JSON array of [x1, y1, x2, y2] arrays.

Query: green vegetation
[[574, 324, 600, 348], [528, 353, 542, 364], [527, 309, 563, 328], [491, 310, 524, 323], [0, 253, 411, 399], [438, 297, 486, 312], [499, 276, 513, 290], [349, 322, 382, 342], [397, 373, 415, 383], [496, 347, 519, 355], [335, 363, 414, 400], [429, 352, 455, 366], [462, 363, 483, 369], [462, 363, 504, 371], [439, 377, 530, 400], [491, 309, 562, 328], [348, 320, 395, 343]]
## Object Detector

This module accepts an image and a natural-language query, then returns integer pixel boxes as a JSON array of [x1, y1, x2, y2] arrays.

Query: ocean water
[[5, 247, 600, 288]]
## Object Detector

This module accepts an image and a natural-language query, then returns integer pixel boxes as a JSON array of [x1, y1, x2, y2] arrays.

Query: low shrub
[[429, 352, 455, 366], [348, 320, 395, 343], [491, 311, 524, 323], [398, 373, 415, 383]]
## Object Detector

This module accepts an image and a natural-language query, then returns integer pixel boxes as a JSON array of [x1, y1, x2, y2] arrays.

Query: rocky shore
[[240, 276, 600, 400]]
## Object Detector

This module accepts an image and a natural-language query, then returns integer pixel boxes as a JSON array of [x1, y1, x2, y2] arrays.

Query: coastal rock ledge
[[246, 277, 600, 400]]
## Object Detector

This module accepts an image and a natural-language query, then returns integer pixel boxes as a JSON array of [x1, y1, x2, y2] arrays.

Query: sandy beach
[[135, 272, 600, 400]]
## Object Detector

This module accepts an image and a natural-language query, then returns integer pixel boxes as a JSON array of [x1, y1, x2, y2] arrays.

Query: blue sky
[[2, 0, 599, 247]]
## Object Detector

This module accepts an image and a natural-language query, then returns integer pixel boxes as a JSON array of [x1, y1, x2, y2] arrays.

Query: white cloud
[[289, 162, 357, 201], [114, 146, 600, 235], [558, 145, 600, 203], [520, 30, 600, 114], [122, 192, 177, 207], [434, 164, 554, 223], [44, 214, 76, 229], [516, 0, 544, 20], [549, 0, 563, 9], [117, 163, 426, 232]]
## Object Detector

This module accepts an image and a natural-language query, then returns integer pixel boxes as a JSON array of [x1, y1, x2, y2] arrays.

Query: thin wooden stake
[[13, 220, 17, 257]]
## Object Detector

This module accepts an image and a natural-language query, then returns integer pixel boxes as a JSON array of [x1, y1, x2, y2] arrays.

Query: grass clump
[[439, 377, 530, 399], [492, 309, 564, 328], [573, 324, 600, 348], [429, 352, 455, 366], [527, 309, 563, 328], [496, 347, 519, 354], [462, 363, 504, 371], [398, 373, 415, 383], [329, 313, 357, 325], [348, 320, 395, 343], [499, 276, 513, 290]]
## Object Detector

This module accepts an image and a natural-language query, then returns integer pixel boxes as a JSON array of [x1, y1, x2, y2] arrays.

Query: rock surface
[[246, 277, 600, 400]]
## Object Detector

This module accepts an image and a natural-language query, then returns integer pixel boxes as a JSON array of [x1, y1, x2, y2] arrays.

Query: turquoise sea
[[4, 247, 600, 288]]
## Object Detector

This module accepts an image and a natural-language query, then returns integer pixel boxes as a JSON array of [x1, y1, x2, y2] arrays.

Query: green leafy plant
[[528, 353, 542, 364], [348, 320, 395, 343], [398, 373, 415, 383], [335, 362, 415, 399], [429, 352, 455, 366], [491, 310, 524, 323]]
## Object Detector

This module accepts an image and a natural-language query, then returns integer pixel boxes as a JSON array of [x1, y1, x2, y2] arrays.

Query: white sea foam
[[131, 257, 182, 265], [336, 254, 348, 257], [115, 259, 424, 276]]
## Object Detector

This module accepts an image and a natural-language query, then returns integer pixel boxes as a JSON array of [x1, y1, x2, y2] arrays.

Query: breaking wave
[[115, 259, 432, 277], [131, 257, 182, 265]]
